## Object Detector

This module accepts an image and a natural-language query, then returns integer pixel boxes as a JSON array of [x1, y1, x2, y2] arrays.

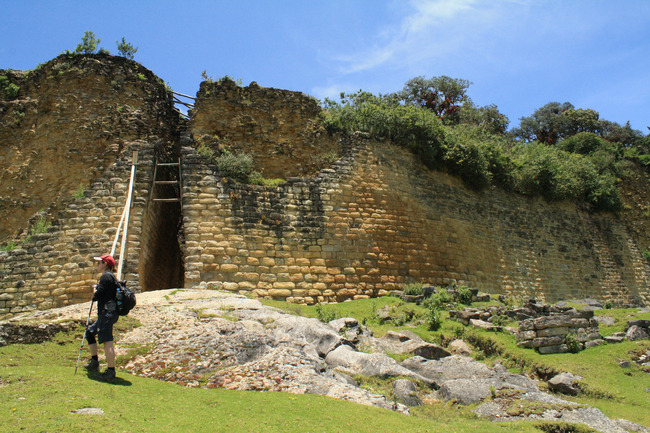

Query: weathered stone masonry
[[182, 81, 650, 306], [1, 63, 649, 319], [0, 55, 182, 319]]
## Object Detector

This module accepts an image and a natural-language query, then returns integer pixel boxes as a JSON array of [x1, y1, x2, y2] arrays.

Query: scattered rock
[[469, 318, 499, 331], [360, 331, 450, 360], [594, 316, 616, 326], [619, 361, 631, 368], [393, 379, 422, 407], [625, 325, 649, 341], [604, 334, 626, 344], [585, 339, 604, 348], [401, 355, 537, 404], [548, 372, 583, 396], [448, 339, 472, 356], [325, 345, 427, 382], [71, 408, 105, 415], [613, 418, 650, 433]]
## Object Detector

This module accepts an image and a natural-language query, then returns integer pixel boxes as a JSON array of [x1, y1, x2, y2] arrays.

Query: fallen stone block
[[548, 372, 582, 396]]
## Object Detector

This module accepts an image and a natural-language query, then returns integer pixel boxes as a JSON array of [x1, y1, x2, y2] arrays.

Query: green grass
[[0, 323, 544, 433], [1, 296, 647, 432], [261, 296, 650, 427]]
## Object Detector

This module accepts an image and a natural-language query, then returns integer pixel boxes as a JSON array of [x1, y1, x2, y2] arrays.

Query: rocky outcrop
[[3, 289, 645, 432]]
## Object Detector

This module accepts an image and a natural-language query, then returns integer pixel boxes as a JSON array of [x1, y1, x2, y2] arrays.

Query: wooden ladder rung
[[157, 162, 179, 167], [155, 181, 178, 185], [153, 198, 180, 202]]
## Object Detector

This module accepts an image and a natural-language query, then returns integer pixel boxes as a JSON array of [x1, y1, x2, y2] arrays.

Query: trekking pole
[[74, 300, 94, 375]]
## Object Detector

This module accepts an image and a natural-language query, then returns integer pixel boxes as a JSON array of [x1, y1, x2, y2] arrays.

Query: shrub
[[456, 286, 473, 305], [0, 241, 18, 251], [249, 172, 285, 188], [425, 307, 442, 331], [564, 333, 581, 354], [196, 144, 215, 159], [403, 282, 423, 296], [510, 143, 621, 210], [216, 152, 254, 183], [642, 250, 650, 261], [424, 287, 452, 310], [116, 37, 138, 59], [74, 183, 85, 199], [315, 304, 339, 323], [0, 75, 20, 100], [322, 94, 446, 170], [74, 30, 101, 55], [30, 216, 51, 235]]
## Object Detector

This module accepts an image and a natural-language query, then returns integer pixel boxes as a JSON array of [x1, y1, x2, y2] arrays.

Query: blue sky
[[2, 0, 648, 133]]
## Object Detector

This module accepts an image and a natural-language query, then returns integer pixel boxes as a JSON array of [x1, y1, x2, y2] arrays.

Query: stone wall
[[0, 54, 180, 319], [516, 310, 602, 354], [0, 54, 175, 243], [1, 59, 649, 319], [180, 135, 650, 306], [190, 80, 339, 179]]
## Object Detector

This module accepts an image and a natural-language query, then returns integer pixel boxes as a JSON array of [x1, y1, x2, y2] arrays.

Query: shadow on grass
[[85, 370, 132, 386]]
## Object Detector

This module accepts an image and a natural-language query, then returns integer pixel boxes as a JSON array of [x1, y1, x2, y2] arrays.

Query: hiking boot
[[83, 358, 100, 371], [95, 368, 116, 383]]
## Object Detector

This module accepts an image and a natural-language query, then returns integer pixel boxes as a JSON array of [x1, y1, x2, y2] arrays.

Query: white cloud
[[311, 83, 356, 100], [335, 0, 524, 75]]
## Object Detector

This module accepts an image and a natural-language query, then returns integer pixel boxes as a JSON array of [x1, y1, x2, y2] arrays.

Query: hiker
[[83, 254, 119, 382]]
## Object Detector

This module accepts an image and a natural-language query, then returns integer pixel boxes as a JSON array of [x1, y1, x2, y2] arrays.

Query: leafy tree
[[459, 102, 509, 134], [116, 37, 138, 59], [394, 75, 472, 124], [601, 120, 643, 147], [511, 101, 575, 144], [513, 102, 643, 147], [74, 31, 101, 55]]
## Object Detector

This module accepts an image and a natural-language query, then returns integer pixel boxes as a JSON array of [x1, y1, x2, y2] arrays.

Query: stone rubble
[[2, 289, 647, 433]]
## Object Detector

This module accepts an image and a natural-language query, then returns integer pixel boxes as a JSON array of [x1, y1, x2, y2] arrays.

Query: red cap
[[93, 254, 116, 268]]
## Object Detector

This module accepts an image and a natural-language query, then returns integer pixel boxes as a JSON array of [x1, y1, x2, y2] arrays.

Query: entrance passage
[[138, 152, 184, 291]]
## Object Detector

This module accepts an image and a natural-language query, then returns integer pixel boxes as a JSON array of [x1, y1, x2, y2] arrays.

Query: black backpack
[[116, 279, 136, 316]]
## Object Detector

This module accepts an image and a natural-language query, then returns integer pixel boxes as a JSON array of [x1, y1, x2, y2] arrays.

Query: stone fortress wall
[[1, 56, 648, 319], [183, 80, 649, 306], [0, 54, 182, 319]]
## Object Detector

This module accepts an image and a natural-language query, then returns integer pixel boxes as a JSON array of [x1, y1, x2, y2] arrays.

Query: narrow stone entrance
[[138, 143, 185, 291]]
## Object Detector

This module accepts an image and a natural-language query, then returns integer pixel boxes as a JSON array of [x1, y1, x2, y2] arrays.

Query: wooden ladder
[[150, 156, 182, 207]]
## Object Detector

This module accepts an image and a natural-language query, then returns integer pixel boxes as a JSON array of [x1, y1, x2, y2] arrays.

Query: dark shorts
[[86, 313, 117, 345]]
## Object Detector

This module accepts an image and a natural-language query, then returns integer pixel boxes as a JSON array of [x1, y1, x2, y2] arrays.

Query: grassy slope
[[265, 297, 650, 427], [1, 297, 647, 432], [0, 313, 540, 433]]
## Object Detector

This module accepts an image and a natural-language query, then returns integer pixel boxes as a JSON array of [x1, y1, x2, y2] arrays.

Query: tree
[[74, 31, 101, 55], [459, 102, 509, 134], [116, 37, 138, 60], [513, 101, 643, 147], [394, 75, 472, 124], [511, 102, 575, 144]]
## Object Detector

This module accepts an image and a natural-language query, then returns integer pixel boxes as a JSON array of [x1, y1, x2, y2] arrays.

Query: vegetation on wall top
[[321, 76, 649, 212]]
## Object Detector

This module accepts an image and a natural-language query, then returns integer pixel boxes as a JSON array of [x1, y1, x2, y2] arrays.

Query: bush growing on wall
[[216, 152, 255, 183], [321, 79, 636, 212], [322, 91, 447, 170]]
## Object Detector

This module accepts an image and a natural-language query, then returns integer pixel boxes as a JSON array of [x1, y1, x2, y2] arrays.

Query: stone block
[[243, 273, 260, 283], [273, 282, 295, 291], [220, 264, 239, 273], [537, 326, 570, 338], [533, 336, 564, 348], [538, 344, 566, 354], [268, 289, 292, 298]]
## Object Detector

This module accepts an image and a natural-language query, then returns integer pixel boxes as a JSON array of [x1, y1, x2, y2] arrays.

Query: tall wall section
[[0, 54, 181, 319], [190, 80, 340, 179], [182, 82, 650, 306]]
